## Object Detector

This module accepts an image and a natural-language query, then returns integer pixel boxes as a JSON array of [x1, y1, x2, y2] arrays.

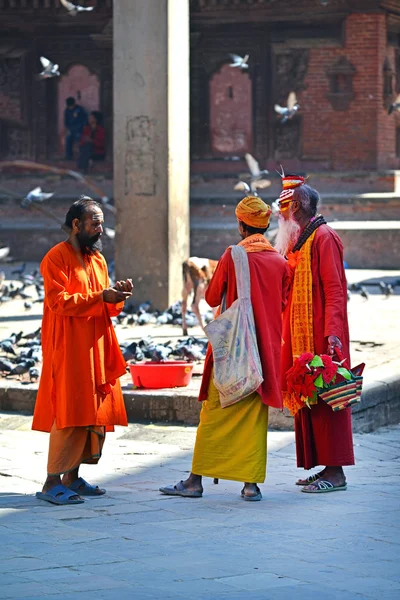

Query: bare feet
[[242, 483, 262, 500], [180, 473, 203, 495]]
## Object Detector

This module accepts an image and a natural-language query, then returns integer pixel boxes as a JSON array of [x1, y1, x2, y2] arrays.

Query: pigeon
[[274, 92, 300, 124], [151, 345, 173, 362], [180, 344, 205, 362], [156, 312, 173, 325], [24, 301, 32, 310], [0, 341, 17, 355], [29, 367, 40, 382], [384, 284, 393, 298], [60, 0, 95, 16], [21, 187, 54, 208], [0, 358, 14, 373], [349, 282, 360, 292], [6, 359, 36, 377], [0, 247, 10, 261], [2, 332, 23, 345], [229, 53, 249, 70], [38, 56, 60, 80], [388, 93, 400, 115], [360, 286, 369, 300], [11, 263, 26, 277], [234, 153, 270, 195], [22, 327, 41, 340], [379, 281, 387, 293]]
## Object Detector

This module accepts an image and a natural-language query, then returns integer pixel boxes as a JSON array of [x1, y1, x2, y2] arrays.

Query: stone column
[[113, 0, 190, 309]]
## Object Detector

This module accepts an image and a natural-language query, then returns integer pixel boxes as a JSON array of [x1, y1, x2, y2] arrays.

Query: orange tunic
[[32, 241, 128, 433]]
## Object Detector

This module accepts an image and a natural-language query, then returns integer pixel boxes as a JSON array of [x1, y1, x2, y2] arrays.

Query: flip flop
[[36, 484, 84, 505], [301, 479, 347, 494], [68, 477, 106, 496], [159, 480, 203, 498], [241, 486, 262, 502], [295, 472, 324, 486]]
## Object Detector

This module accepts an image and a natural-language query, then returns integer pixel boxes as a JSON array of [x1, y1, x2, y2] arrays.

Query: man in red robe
[[276, 175, 354, 493], [33, 196, 132, 505], [160, 196, 290, 501]]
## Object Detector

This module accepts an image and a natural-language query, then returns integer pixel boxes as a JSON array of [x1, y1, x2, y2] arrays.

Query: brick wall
[[301, 13, 399, 171]]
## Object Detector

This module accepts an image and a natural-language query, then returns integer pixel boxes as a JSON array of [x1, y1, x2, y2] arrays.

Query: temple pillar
[[113, 0, 190, 308]]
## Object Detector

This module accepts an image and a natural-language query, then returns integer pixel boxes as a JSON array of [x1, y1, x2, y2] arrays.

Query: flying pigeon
[[388, 94, 400, 115], [233, 153, 270, 195], [229, 54, 249, 70], [38, 56, 60, 80], [22, 187, 54, 209], [274, 92, 300, 124], [60, 0, 94, 16]]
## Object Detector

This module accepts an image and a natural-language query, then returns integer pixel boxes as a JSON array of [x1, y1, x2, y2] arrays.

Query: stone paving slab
[[0, 414, 399, 599]]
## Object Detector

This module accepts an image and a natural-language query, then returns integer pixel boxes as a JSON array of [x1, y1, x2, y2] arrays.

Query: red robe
[[199, 246, 291, 409], [281, 224, 355, 469]]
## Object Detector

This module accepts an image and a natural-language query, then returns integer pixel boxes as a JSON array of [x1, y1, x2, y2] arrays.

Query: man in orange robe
[[160, 196, 290, 501], [33, 196, 132, 505], [276, 176, 354, 494]]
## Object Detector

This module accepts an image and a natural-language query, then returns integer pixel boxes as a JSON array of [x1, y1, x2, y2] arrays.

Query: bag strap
[[230, 245, 251, 300]]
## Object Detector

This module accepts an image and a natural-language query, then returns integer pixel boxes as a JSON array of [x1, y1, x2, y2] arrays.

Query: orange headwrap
[[235, 196, 272, 228]]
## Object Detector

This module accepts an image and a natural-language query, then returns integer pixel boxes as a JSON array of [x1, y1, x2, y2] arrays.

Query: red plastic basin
[[129, 361, 194, 389]]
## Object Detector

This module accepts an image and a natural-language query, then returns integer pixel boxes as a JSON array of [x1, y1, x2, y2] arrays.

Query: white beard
[[274, 215, 301, 256]]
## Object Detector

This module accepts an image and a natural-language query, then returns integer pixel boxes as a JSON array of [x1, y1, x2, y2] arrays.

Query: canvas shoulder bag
[[204, 245, 264, 408]]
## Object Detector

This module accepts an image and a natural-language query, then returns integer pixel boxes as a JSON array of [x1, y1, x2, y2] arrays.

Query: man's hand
[[327, 335, 342, 356], [114, 279, 134, 293], [103, 288, 132, 304]]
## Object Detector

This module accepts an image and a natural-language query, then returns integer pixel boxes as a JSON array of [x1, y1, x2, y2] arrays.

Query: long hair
[[64, 196, 101, 230]]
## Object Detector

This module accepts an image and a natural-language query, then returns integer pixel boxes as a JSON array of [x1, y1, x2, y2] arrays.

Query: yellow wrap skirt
[[192, 375, 269, 483]]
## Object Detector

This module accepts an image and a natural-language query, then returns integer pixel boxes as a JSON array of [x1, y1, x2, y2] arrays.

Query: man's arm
[[317, 231, 347, 345], [43, 253, 129, 317], [205, 251, 228, 308]]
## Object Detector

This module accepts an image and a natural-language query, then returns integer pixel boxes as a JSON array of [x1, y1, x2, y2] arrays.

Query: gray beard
[[274, 216, 301, 256]]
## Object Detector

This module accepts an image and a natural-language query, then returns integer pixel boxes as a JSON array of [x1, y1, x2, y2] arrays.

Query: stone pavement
[[0, 413, 400, 600]]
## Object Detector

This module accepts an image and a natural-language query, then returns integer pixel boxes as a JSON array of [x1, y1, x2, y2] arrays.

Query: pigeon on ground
[[21, 187, 54, 208], [60, 0, 94, 16], [7, 359, 36, 377], [151, 345, 173, 362], [360, 286, 369, 300], [38, 56, 60, 80], [0, 341, 17, 355], [229, 54, 249, 70], [24, 301, 32, 310], [274, 92, 300, 124], [384, 284, 393, 298], [29, 367, 40, 382], [11, 263, 26, 277], [388, 94, 400, 115], [0, 358, 14, 373], [22, 327, 41, 340]]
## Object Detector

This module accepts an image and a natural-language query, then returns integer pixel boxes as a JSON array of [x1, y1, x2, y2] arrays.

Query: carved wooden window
[[326, 56, 356, 111]]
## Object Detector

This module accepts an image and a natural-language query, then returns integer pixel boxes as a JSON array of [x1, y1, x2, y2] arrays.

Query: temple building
[[1, 0, 400, 172]]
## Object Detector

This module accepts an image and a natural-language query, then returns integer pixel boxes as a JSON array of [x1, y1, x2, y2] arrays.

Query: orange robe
[[32, 241, 128, 433]]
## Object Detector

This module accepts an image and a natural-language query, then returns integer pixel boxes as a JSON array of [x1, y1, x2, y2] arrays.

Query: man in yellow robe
[[33, 196, 132, 505], [160, 196, 290, 501]]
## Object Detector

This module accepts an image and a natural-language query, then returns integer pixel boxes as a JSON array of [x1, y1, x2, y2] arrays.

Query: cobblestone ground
[[0, 415, 399, 600]]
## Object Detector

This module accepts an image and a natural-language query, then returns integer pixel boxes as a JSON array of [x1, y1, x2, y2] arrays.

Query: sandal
[[296, 471, 324, 486], [36, 484, 84, 505], [301, 479, 347, 494], [68, 477, 106, 496], [159, 480, 203, 498]]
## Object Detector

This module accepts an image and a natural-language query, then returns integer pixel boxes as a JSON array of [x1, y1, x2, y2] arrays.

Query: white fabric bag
[[204, 245, 264, 408]]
